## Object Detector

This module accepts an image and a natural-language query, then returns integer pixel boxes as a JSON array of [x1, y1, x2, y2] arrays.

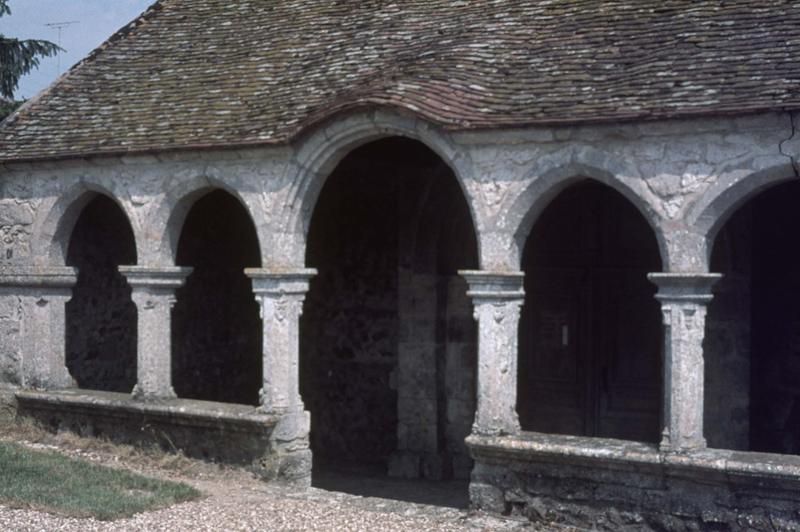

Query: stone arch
[[33, 182, 140, 265], [285, 108, 481, 264], [507, 161, 667, 271], [299, 136, 479, 482], [171, 187, 263, 405], [687, 162, 797, 264], [157, 177, 264, 266], [517, 179, 664, 443]]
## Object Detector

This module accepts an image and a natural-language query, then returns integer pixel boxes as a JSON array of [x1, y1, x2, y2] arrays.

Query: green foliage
[[0, 441, 201, 520], [0, 97, 22, 120], [0, 0, 62, 98]]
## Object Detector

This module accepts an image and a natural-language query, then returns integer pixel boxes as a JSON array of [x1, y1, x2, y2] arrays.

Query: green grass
[[0, 441, 201, 520]]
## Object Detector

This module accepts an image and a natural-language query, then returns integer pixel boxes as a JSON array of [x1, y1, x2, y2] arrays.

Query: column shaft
[[460, 270, 525, 436], [245, 268, 316, 413], [120, 266, 192, 400], [648, 273, 721, 451]]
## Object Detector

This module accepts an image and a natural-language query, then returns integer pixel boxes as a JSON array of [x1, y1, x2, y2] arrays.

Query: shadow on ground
[[311, 459, 470, 509]]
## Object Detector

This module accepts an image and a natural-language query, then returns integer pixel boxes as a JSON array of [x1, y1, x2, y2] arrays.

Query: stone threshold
[[15, 388, 280, 466], [467, 430, 800, 488]]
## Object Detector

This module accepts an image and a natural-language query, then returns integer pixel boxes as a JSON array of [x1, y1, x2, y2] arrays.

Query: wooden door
[[519, 268, 589, 435], [593, 268, 661, 442], [520, 267, 660, 442]]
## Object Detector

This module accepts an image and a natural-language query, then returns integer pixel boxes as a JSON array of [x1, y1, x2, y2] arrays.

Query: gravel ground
[[0, 437, 563, 532]]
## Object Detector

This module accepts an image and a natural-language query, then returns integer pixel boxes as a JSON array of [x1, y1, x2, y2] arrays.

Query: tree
[[0, 0, 61, 100]]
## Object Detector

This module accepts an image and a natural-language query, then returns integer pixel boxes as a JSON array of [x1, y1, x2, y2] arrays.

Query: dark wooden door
[[520, 266, 660, 442], [593, 268, 661, 442], [518, 182, 662, 444], [519, 268, 588, 435]]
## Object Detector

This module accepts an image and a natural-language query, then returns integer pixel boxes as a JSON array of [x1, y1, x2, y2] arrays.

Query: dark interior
[[65, 194, 137, 392], [518, 181, 663, 443], [301, 137, 478, 483], [172, 189, 262, 405], [708, 180, 800, 455]]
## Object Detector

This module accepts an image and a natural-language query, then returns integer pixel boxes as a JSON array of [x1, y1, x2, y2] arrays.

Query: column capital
[[0, 266, 77, 290], [647, 273, 722, 303], [245, 268, 317, 295], [118, 266, 193, 291], [459, 270, 525, 301]]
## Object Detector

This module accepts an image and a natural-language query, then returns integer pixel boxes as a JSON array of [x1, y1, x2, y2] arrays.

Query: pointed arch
[[687, 162, 796, 263], [507, 161, 667, 271]]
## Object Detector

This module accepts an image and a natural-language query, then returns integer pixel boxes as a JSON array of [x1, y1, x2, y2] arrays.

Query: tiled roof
[[2, 0, 800, 162]]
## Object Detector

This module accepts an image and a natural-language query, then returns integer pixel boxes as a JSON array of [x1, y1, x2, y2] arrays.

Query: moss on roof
[[2, 0, 800, 161]]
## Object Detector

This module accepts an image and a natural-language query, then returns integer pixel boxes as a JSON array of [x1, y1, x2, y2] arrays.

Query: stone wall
[[301, 148, 402, 465], [469, 432, 800, 531]]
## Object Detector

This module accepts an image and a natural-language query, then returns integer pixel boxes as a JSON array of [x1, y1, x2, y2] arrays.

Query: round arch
[[33, 182, 140, 265], [285, 108, 481, 263], [157, 177, 264, 266]]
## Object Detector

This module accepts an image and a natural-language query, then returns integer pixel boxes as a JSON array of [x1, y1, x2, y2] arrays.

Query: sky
[[0, 0, 154, 99]]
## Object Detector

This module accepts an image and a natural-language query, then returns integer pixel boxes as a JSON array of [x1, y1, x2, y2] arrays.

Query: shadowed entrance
[[301, 137, 477, 500], [518, 181, 663, 443], [706, 180, 800, 454], [65, 195, 137, 392], [172, 190, 262, 405]]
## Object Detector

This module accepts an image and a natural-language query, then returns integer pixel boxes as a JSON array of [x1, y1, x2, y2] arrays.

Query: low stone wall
[[15, 389, 311, 486], [468, 432, 800, 531]]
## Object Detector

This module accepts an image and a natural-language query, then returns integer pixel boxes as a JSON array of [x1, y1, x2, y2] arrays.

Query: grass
[[0, 440, 201, 520]]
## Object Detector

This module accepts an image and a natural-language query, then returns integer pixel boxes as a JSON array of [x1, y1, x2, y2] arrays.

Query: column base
[[131, 384, 177, 401], [255, 409, 312, 486]]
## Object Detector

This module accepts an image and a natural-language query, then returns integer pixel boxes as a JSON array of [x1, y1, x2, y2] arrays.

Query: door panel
[[595, 269, 661, 442], [520, 268, 587, 435]]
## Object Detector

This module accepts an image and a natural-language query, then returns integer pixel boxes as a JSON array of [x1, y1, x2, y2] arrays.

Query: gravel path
[[0, 476, 534, 531], [0, 439, 551, 531]]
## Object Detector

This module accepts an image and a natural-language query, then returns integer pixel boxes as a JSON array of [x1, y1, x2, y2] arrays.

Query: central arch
[[518, 180, 663, 443], [300, 137, 479, 496]]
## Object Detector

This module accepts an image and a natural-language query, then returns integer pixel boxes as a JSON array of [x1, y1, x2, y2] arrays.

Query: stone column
[[0, 267, 77, 389], [119, 266, 192, 400], [245, 268, 316, 413], [460, 270, 525, 436], [245, 268, 316, 486], [648, 273, 721, 451]]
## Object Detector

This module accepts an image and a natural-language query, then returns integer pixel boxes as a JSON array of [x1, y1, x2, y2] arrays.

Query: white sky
[[0, 0, 154, 99]]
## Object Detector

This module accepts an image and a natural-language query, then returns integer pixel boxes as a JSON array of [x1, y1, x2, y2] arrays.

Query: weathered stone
[[460, 271, 524, 436], [1, 103, 799, 529], [119, 266, 192, 400], [648, 273, 721, 451]]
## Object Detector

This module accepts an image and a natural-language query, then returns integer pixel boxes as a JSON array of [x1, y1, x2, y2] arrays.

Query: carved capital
[[647, 273, 721, 305], [119, 266, 193, 292], [246, 268, 317, 296], [254, 292, 306, 322], [460, 270, 524, 302]]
